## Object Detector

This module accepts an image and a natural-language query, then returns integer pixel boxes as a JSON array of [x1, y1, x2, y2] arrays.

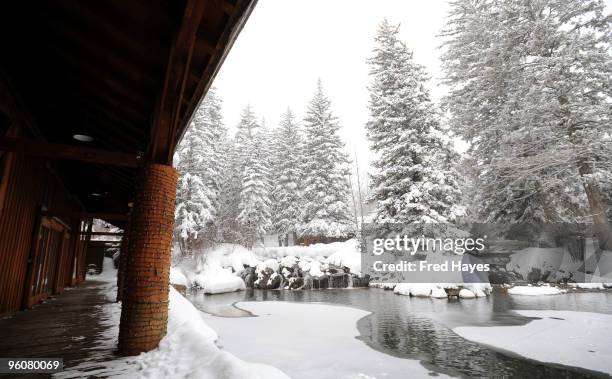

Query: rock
[[288, 277, 304, 290], [240, 267, 256, 288]]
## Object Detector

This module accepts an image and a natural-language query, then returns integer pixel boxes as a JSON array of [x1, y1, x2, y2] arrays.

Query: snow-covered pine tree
[[216, 138, 242, 243], [174, 88, 227, 254], [270, 108, 304, 245], [234, 106, 272, 248], [366, 19, 461, 224], [441, 0, 612, 241], [299, 80, 355, 240], [174, 129, 214, 255]]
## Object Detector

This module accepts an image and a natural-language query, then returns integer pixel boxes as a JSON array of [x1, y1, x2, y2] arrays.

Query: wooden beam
[[176, 0, 258, 146], [78, 231, 124, 236], [149, 0, 207, 164], [0, 137, 142, 168], [41, 210, 130, 222]]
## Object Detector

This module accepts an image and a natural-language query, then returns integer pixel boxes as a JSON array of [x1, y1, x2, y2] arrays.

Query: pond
[[187, 288, 612, 378]]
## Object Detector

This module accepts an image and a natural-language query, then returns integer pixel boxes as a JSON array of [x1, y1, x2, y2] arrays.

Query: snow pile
[[326, 239, 361, 275], [454, 310, 612, 375], [507, 285, 565, 296], [254, 239, 359, 261], [393, 282, 491, 298], [136, 288, 288, 378], [203, 244, 260, 274], [193, 264, 246, 295], [169, 268, 189, 287], [97, 255, 119, 283]]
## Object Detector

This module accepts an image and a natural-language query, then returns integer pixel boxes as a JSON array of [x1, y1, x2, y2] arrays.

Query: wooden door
[[25, 217, 67, 307]]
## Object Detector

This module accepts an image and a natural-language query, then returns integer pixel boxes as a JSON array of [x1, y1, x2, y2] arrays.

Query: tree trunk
[[561, 95, 612, 250]]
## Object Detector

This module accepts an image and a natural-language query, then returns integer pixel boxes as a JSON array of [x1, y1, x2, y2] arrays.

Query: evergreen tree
[[234, 106, 272, 248], [441, 0, 612, 231], [216, 138, 242, 243], [366, 19, 461, 224], [174, 88, 227, 254], [270, 108, 304, 245], [299, 80, 355, 239]]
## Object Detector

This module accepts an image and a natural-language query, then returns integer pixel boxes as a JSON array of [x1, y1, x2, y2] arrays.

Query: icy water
[[187, 288, 612, 378]]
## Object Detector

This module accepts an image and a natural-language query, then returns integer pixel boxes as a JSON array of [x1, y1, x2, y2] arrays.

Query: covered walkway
[[0, 278, 131, 378]]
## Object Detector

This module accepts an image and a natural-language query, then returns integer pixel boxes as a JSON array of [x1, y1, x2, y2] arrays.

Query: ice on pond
[[202, 301, 448, 379], [454, 310, 612, 376]]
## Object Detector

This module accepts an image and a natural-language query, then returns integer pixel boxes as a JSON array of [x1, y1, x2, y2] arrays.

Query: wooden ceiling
[[0, 0, 256, 220]]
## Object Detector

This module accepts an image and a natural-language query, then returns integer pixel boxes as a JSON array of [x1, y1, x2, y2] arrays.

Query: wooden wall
[[0, 74, 85, 315], [0, 149, 81, 314]]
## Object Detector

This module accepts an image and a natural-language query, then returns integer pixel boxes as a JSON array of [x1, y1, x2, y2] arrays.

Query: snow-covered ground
[[202, 301, 449, 379], [454, 310, 612, 376], [58, 257, 288, 379]]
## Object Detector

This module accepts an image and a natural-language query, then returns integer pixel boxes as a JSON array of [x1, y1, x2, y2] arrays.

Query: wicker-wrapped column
[[118, 164, 177, 355]]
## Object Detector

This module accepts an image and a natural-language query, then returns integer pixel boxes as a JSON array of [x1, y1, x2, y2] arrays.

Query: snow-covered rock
[[507, 285, 565, 296], [169, 268, 189, 287], [459, 288, 476, 298], [393, 283, 490, 299], [175, 239, 367, 293], [256, 259, 280, 275], [568, 282, 608, 290], [193, 265, 246, 294]]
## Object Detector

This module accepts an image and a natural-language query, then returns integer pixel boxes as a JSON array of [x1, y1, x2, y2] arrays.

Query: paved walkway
[[0, 280, 127, 378]]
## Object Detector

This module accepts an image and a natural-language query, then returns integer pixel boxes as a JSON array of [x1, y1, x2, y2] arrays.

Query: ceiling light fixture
[[73, 134, 94, 142]]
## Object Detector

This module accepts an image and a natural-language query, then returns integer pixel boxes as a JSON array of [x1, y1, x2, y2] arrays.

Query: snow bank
[[393, 283, 491, 299], [507, 285, 565, 296], [137, 288, 288, 379], [254, 239, 359, 261], [97, 256, 118, 283], [169, 268, 189, 287], [454, 310, 612, 375], [193, 265, 245, 294], [326, 239, 361, 275], [61, 258, 286, 378]]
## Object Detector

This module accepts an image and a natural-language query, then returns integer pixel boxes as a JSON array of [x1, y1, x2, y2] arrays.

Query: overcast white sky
[[213, 0, 612, 173]]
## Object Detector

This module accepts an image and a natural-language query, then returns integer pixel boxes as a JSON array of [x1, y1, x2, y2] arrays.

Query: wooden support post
[[116, 220, 129, 303], [118, 164, 177, 355]]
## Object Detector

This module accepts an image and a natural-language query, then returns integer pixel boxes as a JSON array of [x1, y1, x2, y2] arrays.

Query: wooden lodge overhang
[[0, 0, 256, 226]]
